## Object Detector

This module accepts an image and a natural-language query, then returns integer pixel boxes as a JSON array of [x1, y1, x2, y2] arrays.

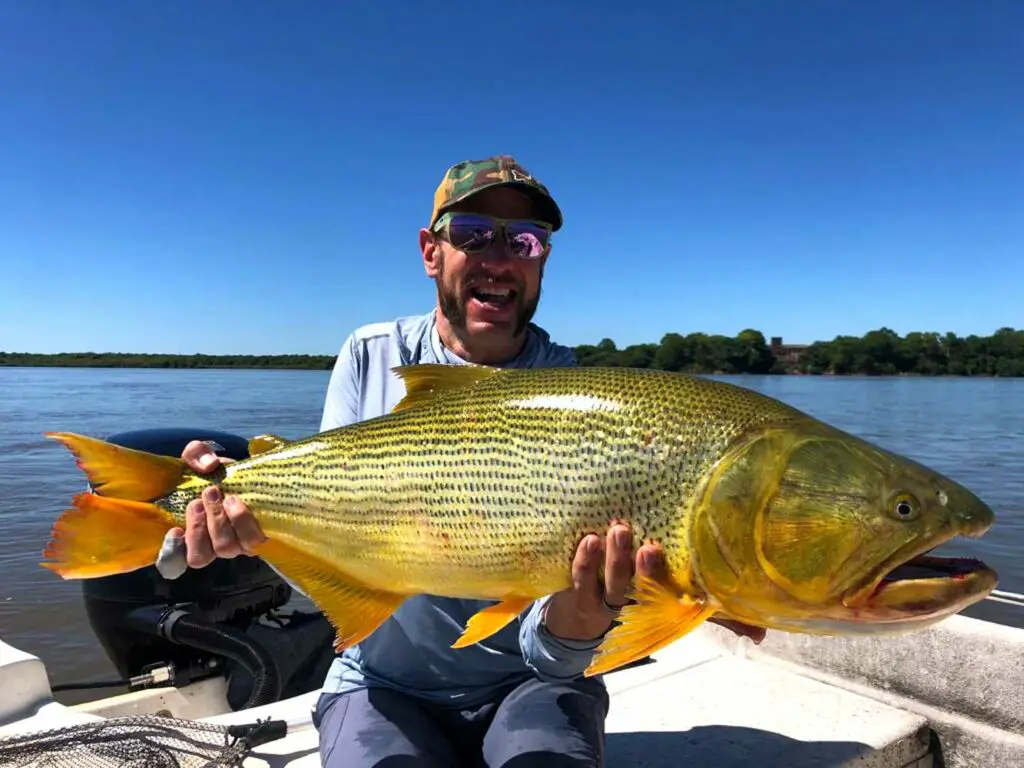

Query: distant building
[[770, 336, 809, 364]]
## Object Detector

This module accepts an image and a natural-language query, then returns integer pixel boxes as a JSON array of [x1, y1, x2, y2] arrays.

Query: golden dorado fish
[[42, 364, 998, 677]]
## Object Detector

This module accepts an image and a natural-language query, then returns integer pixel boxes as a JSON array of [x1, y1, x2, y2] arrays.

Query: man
[[160, 156, 762, 766]]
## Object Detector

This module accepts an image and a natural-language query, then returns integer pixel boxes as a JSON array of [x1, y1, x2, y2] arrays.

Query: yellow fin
[[390, 363, 500, 412], [584, 574, 716, 677], [451, 596, 534, 649], [42, 493, 178, 579], [251, 538, 406, 651], [248, 433, 291, 456], [45, 431, 185, 501]]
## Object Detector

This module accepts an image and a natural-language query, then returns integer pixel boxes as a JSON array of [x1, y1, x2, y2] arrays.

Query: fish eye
[[890, 493, 920, 522]]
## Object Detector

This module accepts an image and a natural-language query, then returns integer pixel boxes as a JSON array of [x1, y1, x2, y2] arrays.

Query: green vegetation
[[0, 352, 337, 370], [576, 327, 1024, 376], [3, 327, 1024, 376]]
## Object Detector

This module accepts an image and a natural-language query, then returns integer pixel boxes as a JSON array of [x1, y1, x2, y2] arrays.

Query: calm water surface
[[1, 367, 1021, 687]]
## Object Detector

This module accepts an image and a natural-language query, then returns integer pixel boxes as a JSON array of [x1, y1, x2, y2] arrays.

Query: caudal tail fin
[[43, 431, 186, 579], [45, 431, 186, 501], [43, 492, 178, 578]]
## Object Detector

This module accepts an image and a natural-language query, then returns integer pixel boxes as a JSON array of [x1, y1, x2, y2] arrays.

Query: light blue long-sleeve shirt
[[316, 310, 603, 707]]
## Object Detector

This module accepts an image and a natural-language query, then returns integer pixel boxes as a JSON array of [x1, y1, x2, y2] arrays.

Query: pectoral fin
[[584, 574, 715, 677], [452, 596, 535, 649], [251, 539, 406, 651]]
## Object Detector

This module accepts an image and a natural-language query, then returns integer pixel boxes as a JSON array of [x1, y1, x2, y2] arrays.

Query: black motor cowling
[[78, 428, 333, 709]]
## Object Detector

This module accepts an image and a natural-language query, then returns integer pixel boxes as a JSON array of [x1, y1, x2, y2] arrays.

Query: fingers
[[636, 542, 667, 580], [175, 440, 265, 574], [602, 525, 634, 608], [184, 498, 215, 568], [201, 486, 244, 558], [181, 439, 234, 474], [570, 534, 603, 609], [223, 495, 267, 551]]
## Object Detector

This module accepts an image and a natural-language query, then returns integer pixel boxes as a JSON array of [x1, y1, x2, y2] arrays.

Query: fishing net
[[0, 715, 287, 768]]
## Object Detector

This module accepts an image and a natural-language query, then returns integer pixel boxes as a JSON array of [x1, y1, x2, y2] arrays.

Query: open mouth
[[468, 284, 517, 310], [844, 544, 997, 619], [872, 553, 992, 595]]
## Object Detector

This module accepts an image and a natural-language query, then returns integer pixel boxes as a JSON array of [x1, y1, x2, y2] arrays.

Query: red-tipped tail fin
[[42, 492, 178, 579], [45, 431, 185, 501]]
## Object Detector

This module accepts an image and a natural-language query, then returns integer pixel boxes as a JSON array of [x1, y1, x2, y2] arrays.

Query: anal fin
[[584, 574, 715, 677], [451, 596, 534, 649], [251, 538, 406, 650]]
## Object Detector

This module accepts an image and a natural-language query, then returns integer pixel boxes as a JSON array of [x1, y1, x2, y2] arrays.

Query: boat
[[1, 427, 1022, 767]]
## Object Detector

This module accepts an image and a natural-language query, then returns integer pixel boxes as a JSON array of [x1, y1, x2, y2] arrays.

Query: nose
[[948, 484, 996, 537], [474, 239, 518, 267]]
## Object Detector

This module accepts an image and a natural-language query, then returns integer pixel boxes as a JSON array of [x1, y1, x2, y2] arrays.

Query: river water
[[1, 367, 1021, 689]]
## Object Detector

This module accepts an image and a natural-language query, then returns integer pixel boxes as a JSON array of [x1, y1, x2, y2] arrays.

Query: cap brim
[[442, 181, 563, 231]]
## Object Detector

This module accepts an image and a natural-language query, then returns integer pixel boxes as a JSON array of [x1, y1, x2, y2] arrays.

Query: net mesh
[[0, 715, 287, 768]]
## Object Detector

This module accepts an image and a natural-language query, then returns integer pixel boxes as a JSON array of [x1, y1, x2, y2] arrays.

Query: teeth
[[471, 284, 512, 299]]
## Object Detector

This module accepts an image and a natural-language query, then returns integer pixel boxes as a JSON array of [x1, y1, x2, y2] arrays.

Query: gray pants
[[314, 676, 609, 767]]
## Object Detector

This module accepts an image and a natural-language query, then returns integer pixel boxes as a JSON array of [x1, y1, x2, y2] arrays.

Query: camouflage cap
[[429, 155, 563, 231]]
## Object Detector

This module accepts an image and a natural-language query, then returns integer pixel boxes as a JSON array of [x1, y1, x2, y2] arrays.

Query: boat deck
[[4, 615, 1023, 767], [200, 629, 930, 768]]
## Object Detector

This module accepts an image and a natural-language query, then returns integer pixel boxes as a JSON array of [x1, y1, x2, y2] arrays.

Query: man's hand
[[541, 523, 767, 645], [155, 440, 267, 580], [541, 524, 657, 642]]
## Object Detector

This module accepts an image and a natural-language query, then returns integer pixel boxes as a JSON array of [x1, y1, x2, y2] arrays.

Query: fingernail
[[204, 486, 221, 503], [587, 536, 601, 555], [615, 528, 630, 547], [199, 454, 216, 470], [639, 549, 654, 570]]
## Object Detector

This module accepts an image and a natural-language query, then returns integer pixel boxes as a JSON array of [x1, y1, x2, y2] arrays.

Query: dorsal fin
[[391, 364, 500, 413], [248, 434, 291, 456]]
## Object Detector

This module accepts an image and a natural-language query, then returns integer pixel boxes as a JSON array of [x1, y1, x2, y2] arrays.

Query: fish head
[[690, 418, 997, 635]]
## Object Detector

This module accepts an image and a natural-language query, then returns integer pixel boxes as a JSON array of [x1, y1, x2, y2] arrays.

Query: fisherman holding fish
[[48, 155, 994, 767], [159, 156, 764, 767]]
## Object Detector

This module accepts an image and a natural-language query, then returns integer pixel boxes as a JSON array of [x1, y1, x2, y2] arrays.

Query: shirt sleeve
[[320, 332, 362, 431], [518, 595, 604, 681]]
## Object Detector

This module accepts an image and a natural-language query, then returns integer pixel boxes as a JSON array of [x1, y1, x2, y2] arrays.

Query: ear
[[420, 228, 441, 278]]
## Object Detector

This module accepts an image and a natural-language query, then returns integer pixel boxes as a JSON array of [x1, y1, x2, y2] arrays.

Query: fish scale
[[198, 366, 804, 598]]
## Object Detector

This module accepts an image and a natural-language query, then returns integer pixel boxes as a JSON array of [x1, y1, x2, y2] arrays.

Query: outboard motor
[[78, 428, 335, 710]]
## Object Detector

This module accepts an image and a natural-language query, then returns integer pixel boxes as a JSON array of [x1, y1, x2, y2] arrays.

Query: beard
[[435, 253, 543, 339]]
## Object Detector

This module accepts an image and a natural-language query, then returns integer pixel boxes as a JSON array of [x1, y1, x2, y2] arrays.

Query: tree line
[[3, 327, 1024, 376], [0, 352, 338, 370], [574, 327, 1024, 377]]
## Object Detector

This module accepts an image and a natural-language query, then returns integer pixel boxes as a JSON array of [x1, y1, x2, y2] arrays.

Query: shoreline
[[0, 363, 1019, 378]]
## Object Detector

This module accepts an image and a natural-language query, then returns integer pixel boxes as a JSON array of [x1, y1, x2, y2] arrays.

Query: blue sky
[[1, 1, 1021, 355]]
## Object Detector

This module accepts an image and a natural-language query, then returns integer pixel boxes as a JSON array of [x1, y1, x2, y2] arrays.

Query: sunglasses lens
[[445, 214, 551, 258], [447, 214, 498, 253], [504, 222, 550, 259]]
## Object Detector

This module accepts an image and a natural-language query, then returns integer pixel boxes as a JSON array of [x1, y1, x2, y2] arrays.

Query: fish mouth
[[842, 531, 997, 623]]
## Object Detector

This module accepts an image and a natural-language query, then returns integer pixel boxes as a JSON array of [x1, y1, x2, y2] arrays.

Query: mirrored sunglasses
[[432, 212, 552, 260]]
